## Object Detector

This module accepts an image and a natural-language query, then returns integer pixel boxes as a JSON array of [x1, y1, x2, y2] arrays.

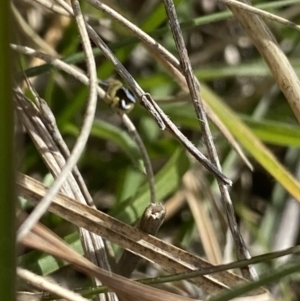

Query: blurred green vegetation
[[13, 0, 300, 300]]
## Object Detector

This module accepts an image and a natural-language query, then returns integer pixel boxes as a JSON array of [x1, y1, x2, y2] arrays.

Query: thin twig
[[162, 0, 254, 279]]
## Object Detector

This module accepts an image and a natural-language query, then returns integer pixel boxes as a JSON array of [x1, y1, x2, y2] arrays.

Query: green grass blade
[[201, 83, 300, 201], [160, 102, 300, 147], [241, 116, 300, 147], [210, 260, 300, 301]]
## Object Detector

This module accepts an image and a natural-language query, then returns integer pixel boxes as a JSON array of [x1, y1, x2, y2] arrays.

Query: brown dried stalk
[[17, 173, 268, 298]]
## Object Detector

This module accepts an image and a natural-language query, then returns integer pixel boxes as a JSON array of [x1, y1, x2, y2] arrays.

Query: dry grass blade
[[183, 172, 222, 265], [10, 2, 58, 56], [17, 267, 89, 301], [218, 0, 300, 32], [17, 173, 269, 298], [14, 88, 117, 300], [21, 71, 93, 206], [225, 0, 300, 123], [17, 0, 98, 241], [20, 219, 199, 301]]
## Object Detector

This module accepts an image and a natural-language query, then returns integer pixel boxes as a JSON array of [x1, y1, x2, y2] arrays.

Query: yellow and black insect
[[99, 79, 136, 113]]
